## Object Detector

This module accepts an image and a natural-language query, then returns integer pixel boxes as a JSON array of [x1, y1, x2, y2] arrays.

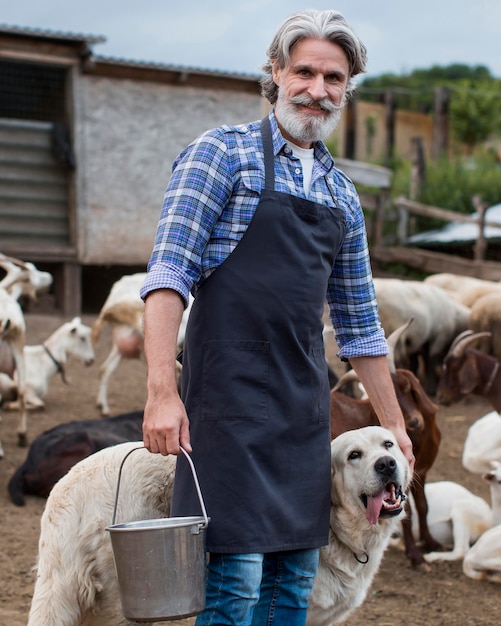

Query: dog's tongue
[[366, 491, 385, 525]]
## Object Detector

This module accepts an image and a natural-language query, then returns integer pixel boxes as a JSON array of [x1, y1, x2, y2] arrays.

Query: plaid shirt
[[141, 110, 387, 359]]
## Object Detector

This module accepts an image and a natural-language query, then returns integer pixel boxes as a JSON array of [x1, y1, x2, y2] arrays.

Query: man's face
[[272, 37, 350, 148]]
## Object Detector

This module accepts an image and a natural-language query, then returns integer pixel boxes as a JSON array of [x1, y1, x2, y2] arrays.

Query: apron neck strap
[[260, 116, 275, 191]]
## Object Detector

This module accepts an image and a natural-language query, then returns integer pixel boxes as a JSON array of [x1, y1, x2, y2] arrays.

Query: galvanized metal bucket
[[106, 446, 209, 622]]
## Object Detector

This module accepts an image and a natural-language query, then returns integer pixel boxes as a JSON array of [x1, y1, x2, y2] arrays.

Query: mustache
[[288, 93, 345, 113]]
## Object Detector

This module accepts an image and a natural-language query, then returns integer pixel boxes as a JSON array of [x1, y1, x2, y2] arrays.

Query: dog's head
[[330, 426, 411, 526]]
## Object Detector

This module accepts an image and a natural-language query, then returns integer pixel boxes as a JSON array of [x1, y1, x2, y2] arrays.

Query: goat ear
[[482, 470, 494, 483], [407, 372, 437, 414], [457, 354, 479, 394]]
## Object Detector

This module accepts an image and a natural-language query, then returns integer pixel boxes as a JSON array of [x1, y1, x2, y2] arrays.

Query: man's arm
[[349, 355, 415, 472], [142, 288, 191, 455]]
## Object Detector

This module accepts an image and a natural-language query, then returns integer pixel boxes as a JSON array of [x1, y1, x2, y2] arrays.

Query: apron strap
[[260, 116, 275, 191]]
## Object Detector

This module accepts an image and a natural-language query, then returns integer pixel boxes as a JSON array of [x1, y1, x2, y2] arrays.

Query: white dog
[[28, 427, 410, 626], [27, 442, 176, 626], [308, 426, 411, 626]]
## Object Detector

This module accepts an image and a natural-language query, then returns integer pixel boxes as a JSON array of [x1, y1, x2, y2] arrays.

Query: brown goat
[[436, 330, 501, 413]]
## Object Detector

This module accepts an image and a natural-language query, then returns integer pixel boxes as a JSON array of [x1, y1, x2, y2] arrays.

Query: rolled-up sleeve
[[140, 128, 233, 305]]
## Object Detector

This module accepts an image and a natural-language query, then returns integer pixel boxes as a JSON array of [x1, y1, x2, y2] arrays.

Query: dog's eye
[[383, 440, 394, 449], [348, 450, 361, 460]]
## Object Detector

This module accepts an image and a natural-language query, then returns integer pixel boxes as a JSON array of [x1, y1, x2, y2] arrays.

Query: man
[[141, 9, 414, 626]]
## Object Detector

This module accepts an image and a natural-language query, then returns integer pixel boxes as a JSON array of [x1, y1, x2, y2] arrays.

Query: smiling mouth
[[300, 103, 327, 114], [360, 483, 406, 525]]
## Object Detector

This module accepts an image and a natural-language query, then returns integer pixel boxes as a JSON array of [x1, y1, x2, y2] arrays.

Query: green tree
[[358, 64, 501, 153], [450, 80, 501, 151]]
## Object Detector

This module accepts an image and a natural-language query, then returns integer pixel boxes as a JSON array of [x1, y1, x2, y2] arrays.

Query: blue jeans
[[194, 549, 319, 626]]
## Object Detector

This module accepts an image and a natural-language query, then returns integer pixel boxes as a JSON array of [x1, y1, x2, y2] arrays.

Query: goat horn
[[0, 254, 29, 270], [448, 330, 492, 358], [386, 318, 414, 373], [332, 369, 360, 392]]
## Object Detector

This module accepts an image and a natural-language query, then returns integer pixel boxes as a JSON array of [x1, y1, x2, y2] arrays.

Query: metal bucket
[[106, 446, 209, 622]]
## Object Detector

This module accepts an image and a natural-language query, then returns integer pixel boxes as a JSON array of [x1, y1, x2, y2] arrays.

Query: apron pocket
[[201, 339, 269, 420], [312, 347, 331, 424]]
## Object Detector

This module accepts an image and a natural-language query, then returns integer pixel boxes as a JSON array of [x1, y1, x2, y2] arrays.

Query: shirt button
[[284, 147, 291, 154], [295, 168, 301, 174]]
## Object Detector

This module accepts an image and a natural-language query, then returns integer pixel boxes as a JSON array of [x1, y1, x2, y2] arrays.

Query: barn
[[0, 25, 265, 314]]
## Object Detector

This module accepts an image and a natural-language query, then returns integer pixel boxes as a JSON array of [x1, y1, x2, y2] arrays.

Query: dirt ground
[[0, 312, 500, 626]]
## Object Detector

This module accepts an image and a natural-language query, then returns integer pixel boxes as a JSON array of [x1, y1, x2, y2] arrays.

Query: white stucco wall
[[74, 74, 264, 265]]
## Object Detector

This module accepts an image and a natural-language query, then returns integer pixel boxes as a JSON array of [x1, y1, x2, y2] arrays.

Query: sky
[[2, 0, 501, 80]]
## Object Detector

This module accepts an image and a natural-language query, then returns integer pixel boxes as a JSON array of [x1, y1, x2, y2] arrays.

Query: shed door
[[0, 118, 70, 247], [0, 60, 73, 251]]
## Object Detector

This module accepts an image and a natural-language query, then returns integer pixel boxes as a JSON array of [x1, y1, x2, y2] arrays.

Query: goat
[[8, 411, 144, 506], [463, 525, 501, 583], [27, 442, 175, 626], [462, 411, 501, 475], [92, 273, 193, 416], [469, 292, 501, 361], [0, 254, 52, 302], [435, 330, 501, 413], [0, 255, 54, 454], [373, 277, 470, 394], [463, 461, 501, 583], [2, 317, 95, 411], [424, 272, 501, 308], [0, 288, 28, 456], [390, 480, 492, 563], [330, 320, 442, 567]]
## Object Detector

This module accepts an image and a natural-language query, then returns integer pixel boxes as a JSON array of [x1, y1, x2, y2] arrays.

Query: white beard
[[275, 90, 344, 144]]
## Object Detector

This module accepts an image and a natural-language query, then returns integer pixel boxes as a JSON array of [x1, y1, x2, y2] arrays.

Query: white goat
[[2, 317, 95, 410], [424, 272, 501, 308], [28, 442, 176, 626], [0, 256, 54, 454], [92, 273, 192, 416], [389, 481, 492, 562], [373, 277, 470, 393], [0, 254, 52, 301], [463, 462, 501, 583], [0, 288, 28, 456], [462, 411, 501, 474]]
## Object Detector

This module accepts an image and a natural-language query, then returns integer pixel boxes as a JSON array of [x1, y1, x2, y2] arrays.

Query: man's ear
[[271, 61, 281, 86]]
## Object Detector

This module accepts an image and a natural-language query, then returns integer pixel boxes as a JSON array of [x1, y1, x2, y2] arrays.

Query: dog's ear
[[330, 459, 344, 507]]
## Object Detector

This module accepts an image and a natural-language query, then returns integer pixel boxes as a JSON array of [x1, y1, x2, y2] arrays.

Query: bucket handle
[[111, 444, 209, 530]]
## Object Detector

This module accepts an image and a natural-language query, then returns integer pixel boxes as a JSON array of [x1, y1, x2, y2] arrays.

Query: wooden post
[[344, 96, 357, 159], [56, 262, 81, 316], [472, 195, 488, 261], [384, 89, 396, 166], [409, 137, 426, 200], [397, 205, 410, 245], [432, 86, 450, 160]]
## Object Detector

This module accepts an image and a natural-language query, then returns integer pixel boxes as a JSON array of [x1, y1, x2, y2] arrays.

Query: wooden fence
[[370, 196, 501, 280]]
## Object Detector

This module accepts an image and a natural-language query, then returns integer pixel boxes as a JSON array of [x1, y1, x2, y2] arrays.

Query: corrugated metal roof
[[0, 24, 261, 80], [0, 24, 105, 45], [410, 203, 501, 245], [93, 55, 261, 81]]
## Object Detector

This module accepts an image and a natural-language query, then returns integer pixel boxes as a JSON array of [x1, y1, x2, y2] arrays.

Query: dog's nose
[[374, 455, 397, 478]]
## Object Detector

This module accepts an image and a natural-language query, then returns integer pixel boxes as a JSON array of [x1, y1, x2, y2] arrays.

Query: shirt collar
[[267, 109, 334, 173]]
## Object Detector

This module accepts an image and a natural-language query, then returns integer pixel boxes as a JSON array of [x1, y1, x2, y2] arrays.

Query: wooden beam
[[371, 246, 501, 281]]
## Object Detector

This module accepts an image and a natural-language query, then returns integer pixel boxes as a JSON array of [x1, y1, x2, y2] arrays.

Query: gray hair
[[260, 9, 367, 104]]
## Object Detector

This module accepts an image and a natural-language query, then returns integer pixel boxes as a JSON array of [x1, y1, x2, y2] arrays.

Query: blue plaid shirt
[[141, 110, 387, 359]]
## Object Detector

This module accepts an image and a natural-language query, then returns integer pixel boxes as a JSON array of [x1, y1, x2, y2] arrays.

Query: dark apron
[[171, 116, 347, 553]]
